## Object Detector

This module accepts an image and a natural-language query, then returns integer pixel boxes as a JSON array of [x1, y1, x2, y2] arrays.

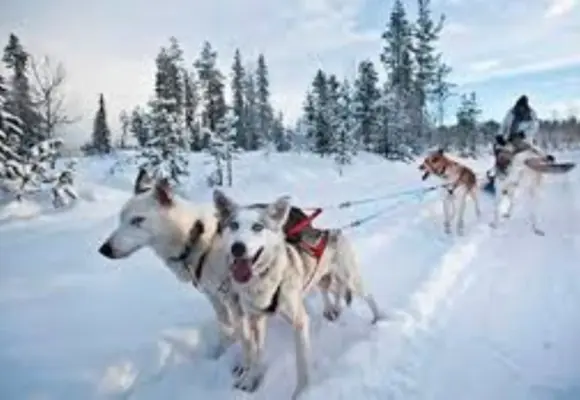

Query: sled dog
[[97, 169, 244, 362], [489, 136, 569, 235], [213, 189, 385, 399], [419, 148, 481, 235]]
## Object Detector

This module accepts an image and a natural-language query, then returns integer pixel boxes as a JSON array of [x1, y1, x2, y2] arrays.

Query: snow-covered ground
[[1, 151, 580, 400]]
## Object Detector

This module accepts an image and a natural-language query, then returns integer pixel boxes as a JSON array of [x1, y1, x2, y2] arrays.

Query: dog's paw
[[323, 306, 341, 322], [231, 362, 248, 378], [233, 369, 264, 393], [489, 221, 498, 229]]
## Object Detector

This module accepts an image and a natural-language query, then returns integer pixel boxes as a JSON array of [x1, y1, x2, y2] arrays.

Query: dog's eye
[[251, 223, 264, 233], [130, 216, 145, 226], [229, 221, 239, 231]]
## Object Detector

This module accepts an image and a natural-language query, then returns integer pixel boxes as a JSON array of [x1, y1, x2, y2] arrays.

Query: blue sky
[[0, 0, 579, 144]]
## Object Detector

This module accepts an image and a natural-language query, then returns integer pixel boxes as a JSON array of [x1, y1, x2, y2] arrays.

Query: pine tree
[[243, 70, 259, 150], [89, 93, 112, 155], [310, 69, 332, 156], [195, 41, 227, 143], [271, 111, 290, 152], [332, 80, 358, 175], [231, 49, 247, 149], [2, 33, 42, 150], [183, 70, 201, 150], [130, 106, 150, 147], [455, 92, 481, 157], [380, 0, 417, 159], [353, 60, 381, 152], [206, 109, 237, 187], [119, 110, 130, 149], [381, 0, 414, 93], [0, 73, 24, 180], [413, 0, 446, 147], [256, 54, 273, 147]]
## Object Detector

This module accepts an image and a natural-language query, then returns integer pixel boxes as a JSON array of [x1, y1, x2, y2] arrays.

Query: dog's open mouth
[[230, 247, 264, 284]]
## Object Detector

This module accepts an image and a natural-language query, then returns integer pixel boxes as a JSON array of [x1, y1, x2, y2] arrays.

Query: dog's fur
[[490, 137, 553, 235], [98, 171, 244, 362], [213, 189, 385, 399], [419, 148, 481, 235]]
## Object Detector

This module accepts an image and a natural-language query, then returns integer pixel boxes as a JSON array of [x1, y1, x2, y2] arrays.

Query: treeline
[[0, 33, 77, 206]]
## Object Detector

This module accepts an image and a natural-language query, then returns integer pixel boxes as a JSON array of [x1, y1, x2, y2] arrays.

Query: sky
[[0, 0, 579, 146]]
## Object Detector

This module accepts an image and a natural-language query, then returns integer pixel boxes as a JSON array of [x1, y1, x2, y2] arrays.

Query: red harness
[[285, 208, 329, 262]]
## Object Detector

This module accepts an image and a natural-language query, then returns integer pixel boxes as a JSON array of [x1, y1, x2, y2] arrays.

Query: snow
[[1, 150, 580, 400]]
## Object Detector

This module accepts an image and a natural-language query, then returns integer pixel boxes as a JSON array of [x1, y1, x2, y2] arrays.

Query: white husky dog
[[213, 189, 385, 399], [98, 170, 244, 364], [490, 136, 571, 235]]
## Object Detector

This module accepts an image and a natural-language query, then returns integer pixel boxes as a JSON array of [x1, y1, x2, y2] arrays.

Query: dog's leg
[[442, 193, 453, 234], [318, 274, 341, 322], [207, 295, 237, 360], [234, 313, 267, 392], [529, 172, 545, 236], [290, 302, 311, 400], [490, 180, 502, 229], [456, 188, 468, 235], [470, 188, 481, 219]]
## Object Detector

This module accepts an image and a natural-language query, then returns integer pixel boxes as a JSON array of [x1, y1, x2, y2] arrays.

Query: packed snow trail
[[0, 152, 579, 400]]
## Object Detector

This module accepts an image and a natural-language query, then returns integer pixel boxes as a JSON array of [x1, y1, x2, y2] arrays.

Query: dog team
[[97, 95, 573, 398]]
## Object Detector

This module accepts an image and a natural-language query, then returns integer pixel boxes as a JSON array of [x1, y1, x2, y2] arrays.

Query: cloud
[[545, 0, 577, 17], [1, 0, 579, 147]]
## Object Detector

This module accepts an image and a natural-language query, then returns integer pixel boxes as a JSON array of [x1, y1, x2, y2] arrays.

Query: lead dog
[[213, 189, 385, 399], [97, 170, 245, 364], [419, 148, 481, 235]]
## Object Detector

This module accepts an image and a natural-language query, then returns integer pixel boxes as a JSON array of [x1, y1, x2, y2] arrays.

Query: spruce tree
[[333, 79, 358, 175], [243, 70, 259, 150], [91, 93, 112, 154], [353, 60, 381, 152], [195, 41, 226, 140], [311, 70, 332, 156], [256, 54, 273, 147], [183, 70, 200, 150], [2, 33, 42, 149], [231, 49, 247, 149]]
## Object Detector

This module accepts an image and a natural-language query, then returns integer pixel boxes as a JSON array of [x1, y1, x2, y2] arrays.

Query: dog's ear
[[436, 147, 444, 156], [134, 167, 154, 194], [154, 178, 173, 207], [213, 189, 237, 220], [266, 195, 291, 229]]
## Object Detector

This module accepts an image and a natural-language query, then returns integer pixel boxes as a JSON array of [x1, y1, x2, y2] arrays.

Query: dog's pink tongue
[[231, 259, 252, 284]]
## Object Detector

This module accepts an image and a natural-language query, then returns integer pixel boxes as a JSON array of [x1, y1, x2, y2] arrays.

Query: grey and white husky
[[213, 189, 385, 399], [97, 170, 244, 361]]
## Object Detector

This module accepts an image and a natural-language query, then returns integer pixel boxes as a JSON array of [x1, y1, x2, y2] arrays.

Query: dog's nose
[[231, 242, 247, 258], [98, 242, 114, 258]]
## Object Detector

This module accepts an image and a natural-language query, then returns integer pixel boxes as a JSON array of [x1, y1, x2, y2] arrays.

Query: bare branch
[[30, 54, 81, 138]]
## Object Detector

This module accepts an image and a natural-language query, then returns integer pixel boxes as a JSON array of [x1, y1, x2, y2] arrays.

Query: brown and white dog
[[419, 148, 481, 235]]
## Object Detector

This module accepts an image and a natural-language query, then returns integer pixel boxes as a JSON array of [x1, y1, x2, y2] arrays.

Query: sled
[[524, 159, 576, 174]]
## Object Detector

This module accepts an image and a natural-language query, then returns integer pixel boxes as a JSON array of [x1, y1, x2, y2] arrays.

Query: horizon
[[1, 0, 579, 148]]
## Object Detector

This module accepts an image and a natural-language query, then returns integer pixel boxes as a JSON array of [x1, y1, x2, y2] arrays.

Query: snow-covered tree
[[118, 110, 130, 149], [183, 69, 201, 150], [130, 106, 150, 147], [231, 49, 247, 149], [256, 54, 273, 148], [332, 80, 358, 175], [206, 109, 237, 187], [2, 33, 42, 150], [85, 93, 112, 155], [353, 60, 381, 151], [455, 92, 481, 156], [243, 70, 259, 150], [195, 41, 227, 143]]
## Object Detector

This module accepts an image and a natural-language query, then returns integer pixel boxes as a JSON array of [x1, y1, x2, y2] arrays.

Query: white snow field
[[1, 151, 580, 400]]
